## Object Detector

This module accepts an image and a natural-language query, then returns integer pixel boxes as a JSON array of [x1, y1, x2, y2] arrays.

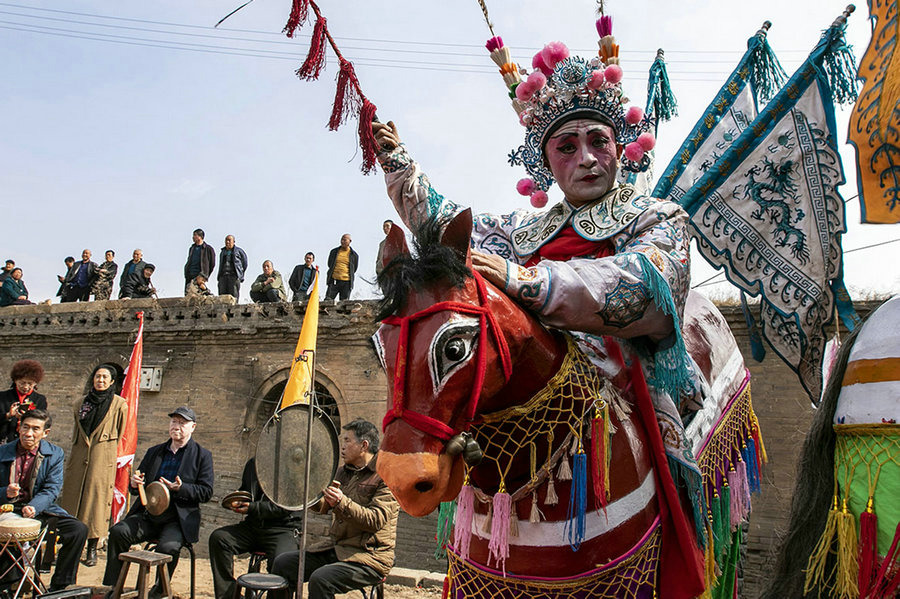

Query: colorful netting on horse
[[445, 522, 661, 599], [806, 423, 900, 598]]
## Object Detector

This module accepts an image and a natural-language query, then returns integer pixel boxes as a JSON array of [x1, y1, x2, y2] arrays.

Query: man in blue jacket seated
[[0, 409, 88, 592], [102, 407, 214, 597]]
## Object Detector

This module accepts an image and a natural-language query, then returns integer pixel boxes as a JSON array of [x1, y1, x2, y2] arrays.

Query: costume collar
[[510, 184, 656, 257]]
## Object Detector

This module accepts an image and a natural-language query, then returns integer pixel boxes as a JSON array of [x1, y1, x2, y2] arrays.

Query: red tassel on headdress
[[296, 15, 327, 81], [357, 99, 379, 174], [858, 497, 877, 597], [328, 59, 362, 131], [870, 520, 900, 598], [283, 0, 310, 37]]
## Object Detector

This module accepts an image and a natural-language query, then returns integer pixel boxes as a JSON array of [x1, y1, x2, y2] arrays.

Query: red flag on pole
[[112, 311, 144, 523]]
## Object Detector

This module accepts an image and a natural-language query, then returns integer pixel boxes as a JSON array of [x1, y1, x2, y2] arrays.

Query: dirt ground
[[70, 548, 442, 599]]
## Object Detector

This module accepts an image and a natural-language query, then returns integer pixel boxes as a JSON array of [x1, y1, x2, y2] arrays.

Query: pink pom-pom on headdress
[[596, 15, 613, 37], [604, 64, 623, 84], [588, 70, 605, 90], [540, 42, 569, 70], [530, 190, 548, 208], [532, 52, 553, 77], [625, 106, 644, 125], [637, 132, 656, 152], [624, 142, 645, 162], [517, 178, 536, 196], [485, 37, 504, 52], [527, 71, 546, 90]]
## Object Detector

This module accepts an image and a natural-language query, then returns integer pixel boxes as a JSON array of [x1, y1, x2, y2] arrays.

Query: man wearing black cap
[[0, 260, 14, 284], [102, 407, 214, 596]]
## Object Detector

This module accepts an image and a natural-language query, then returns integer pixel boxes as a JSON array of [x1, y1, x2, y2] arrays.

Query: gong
[[255, 403, 340, 510]]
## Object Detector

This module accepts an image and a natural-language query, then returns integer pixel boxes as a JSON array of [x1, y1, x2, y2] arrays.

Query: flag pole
[[296, 349, 316, 599]]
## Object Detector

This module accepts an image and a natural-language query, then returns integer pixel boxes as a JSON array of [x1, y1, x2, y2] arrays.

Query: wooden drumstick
[[136, 469, 148, 506]]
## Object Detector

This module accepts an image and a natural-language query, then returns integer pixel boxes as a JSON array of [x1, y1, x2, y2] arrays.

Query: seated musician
[[102, 407, 213, 598], [208, 457, 302, 598], [0, 409, 88, 592], [272, 418, 399, 599]]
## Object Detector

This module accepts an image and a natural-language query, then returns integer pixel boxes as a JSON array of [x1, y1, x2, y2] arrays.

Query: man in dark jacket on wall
[[103, 407, 213, 591], [183, 229, 215, 296], [325, 234, 359, 302], [118, 249, 146, 299], [120, 264, 156, 299], [208, 458, 302, 598], [217, 235, 248, 300], [289, 252, 317, 302], [0, 410, 88, 592], [62, 249, 98, 302]]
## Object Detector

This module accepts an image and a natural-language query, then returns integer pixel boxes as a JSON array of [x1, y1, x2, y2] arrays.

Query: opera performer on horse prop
[[369, 17, 760, 599]]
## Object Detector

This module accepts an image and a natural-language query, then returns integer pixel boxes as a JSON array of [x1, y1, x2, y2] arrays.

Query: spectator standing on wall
[[60, 364, 128, 567], [375, 220, 394, 277], [289, 252, 317, 302], [0, 360, 48, 444], [217, 235, 248, 300], [57, 256, 75, 300], [92, 250, 118, 301], [249, 260, 287, 303], [62, 249, 98, 302], [325, 234, 358, 301], [0, 268, 33, 307], [118, 250, 145, 299], [183, 229, 215, 295], [0, 260, 14, 284]]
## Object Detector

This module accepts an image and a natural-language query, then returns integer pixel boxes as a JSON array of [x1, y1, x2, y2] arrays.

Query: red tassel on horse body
[[590, 402, 609, 510], [296, 15, 327, 81], [357, 99, 379, 174], [328, 59, 362, 131], [858, 498, 877, 597], [283, 0, 310, 37]]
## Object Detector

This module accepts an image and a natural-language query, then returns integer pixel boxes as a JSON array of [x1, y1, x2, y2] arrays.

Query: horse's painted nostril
[[414, 481, 434, 493]]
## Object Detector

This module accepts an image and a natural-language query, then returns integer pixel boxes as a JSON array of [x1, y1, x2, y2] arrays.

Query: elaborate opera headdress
[[486, 17, 656, 207]]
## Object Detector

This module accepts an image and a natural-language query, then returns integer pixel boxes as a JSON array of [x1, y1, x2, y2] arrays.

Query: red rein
[[381, 273, 513, 441]]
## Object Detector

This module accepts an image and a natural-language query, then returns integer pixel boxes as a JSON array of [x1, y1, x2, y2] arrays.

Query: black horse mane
[[376, 215, 472, 321], [761, 321, 864, 599]]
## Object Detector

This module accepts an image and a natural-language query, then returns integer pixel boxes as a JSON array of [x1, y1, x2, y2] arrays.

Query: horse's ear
[[441, 209, 473, 265], [381, 223, 410, 271]]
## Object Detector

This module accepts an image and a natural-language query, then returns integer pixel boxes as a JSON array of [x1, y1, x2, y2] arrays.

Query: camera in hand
[[15, 401, 35, 416]]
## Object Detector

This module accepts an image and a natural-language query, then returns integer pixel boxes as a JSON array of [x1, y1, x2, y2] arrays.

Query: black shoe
[[83, 540, 97, 567]]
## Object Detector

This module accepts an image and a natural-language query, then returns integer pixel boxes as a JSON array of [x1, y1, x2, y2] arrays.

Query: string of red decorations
[[283, 0, 379, 173]]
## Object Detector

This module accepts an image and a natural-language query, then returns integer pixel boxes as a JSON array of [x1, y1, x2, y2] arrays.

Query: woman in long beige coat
[[60, 364, 128, 567]]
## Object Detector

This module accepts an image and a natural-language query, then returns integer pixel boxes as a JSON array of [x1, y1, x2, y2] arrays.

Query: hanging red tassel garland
[[283, 0, 310, 37], [358, 99, 379, 174], [296, 15, 328, 81], [329, 59, 362, 131]]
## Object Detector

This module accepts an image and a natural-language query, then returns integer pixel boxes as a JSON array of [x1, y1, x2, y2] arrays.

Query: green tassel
[[822, 27, 859, 106], [718, 484, 733, 565], [634, 253, 693, 403], [668, 456, 707, 549], [434, 500, 457, 559], [646, 49, 678, 122], [747, 28, 787, 104]]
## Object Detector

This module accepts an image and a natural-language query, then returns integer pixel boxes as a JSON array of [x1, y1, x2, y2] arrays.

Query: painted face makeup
[[545, 119, 619, 207]]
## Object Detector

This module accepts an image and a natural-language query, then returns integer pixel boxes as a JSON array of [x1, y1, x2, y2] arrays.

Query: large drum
[[255, 403, 339, 510], [0, 513, 41, 543]]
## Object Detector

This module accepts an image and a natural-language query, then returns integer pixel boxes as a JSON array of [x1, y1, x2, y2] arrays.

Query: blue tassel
[[821, 23, 859, 106], [634, 254, 692, 403], [740, 292, 766, 363], [746, 439, 761, 494], [565, 451, 587, 552], [646, 49, 678, 122], [747, 26, 787, 104]]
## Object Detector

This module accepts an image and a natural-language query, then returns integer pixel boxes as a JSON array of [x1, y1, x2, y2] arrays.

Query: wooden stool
[[111, 550, 173, 599], [232, 573, 288, 599]]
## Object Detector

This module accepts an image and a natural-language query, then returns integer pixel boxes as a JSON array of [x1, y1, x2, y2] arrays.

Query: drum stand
[[0, 527, 49, 598]]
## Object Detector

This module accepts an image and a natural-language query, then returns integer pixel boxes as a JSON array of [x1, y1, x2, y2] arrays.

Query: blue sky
[[1, 0, 897, 302]]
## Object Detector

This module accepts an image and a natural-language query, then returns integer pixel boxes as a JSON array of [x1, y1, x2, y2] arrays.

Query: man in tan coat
[[60, 364, 128, 566], [272, 418, 399, 598]]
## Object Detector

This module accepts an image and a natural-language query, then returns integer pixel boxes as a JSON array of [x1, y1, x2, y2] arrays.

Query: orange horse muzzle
[[376, 449, 465, 517]]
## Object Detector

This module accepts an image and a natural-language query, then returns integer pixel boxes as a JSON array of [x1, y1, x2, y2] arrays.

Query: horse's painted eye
[[429, 318, 479, 393]]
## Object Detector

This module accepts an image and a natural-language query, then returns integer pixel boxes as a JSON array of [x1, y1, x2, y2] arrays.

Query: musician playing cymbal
[[0, 409, 88, 593], [208, 457, 303, 598]]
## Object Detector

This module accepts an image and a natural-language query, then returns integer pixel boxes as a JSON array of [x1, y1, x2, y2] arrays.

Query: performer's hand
[[232, 501, 249, 515], [21, 506, 35, 518], [130, 471, 145, 488], [6, 404, 18, 419], [471, 252, 509, 289], [160, 476, 182, 492], [6, 483, 20, 499], [323, 484, 343, 507], [372, 121, 400, 151]]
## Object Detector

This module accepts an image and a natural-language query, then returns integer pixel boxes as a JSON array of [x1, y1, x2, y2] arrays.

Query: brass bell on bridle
[[445, 432, 483, 467]]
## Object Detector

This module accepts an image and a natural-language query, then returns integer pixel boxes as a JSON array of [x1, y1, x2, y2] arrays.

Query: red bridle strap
[[381, 272, 513, 441]]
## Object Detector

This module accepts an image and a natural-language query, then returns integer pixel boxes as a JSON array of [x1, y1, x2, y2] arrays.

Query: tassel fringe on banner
[[821, 6, 859, 106], [747, 21, 788, 105], [646, 49, 678, 122]]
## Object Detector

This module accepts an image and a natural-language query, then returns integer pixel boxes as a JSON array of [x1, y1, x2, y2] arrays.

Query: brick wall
[[0, 296, 883, 587]]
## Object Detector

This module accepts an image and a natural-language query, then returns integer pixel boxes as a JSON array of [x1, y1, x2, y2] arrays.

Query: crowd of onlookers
[[0, 221, 397, 308]]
